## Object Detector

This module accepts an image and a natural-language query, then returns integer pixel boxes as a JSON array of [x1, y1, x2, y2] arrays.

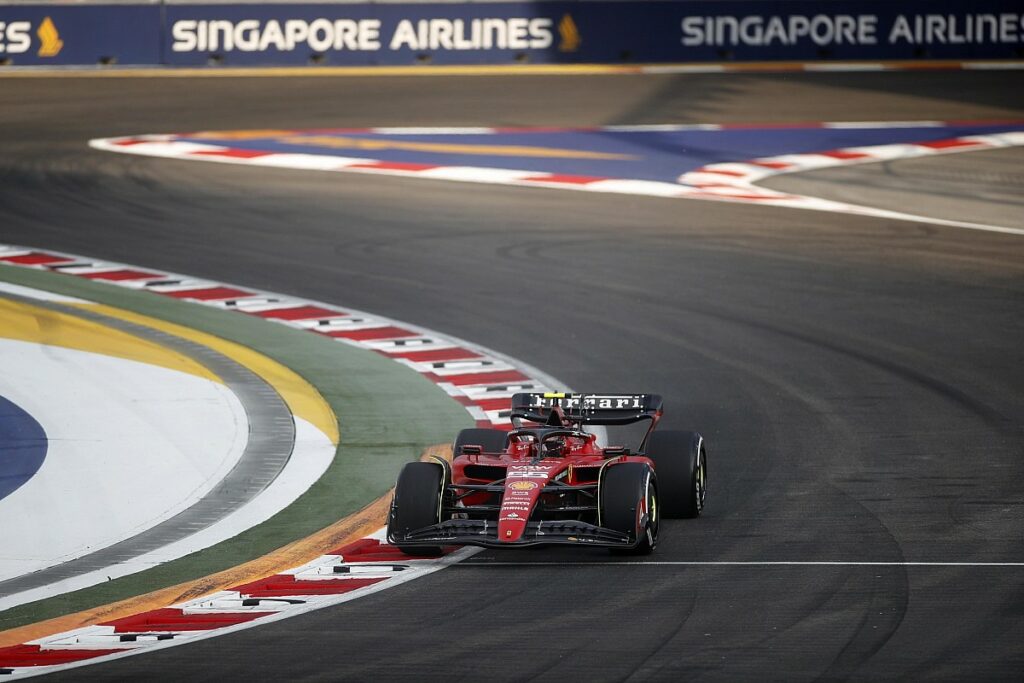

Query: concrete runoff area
[[0, 70, 1021, 679]]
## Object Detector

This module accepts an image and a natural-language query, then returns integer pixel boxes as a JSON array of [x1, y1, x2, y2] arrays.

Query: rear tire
[[453, 428, 508, 455], [600, 462, 658, 555], [644, 430, 707, 519], [388, 462, 445, 556]]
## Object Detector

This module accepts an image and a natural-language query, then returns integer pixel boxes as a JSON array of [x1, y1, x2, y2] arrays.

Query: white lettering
[[451, 19, 473, 49], [739, 16, 762, 46], [4, 21, 31, 54], [763, 17, 788, 45], [390, 18, 418, 50], [507, 17, 529, 49], [284, 20, 307, 50], [258, 20, 285, 51], [172, 20, 198, 52], [529, 18, 553, 49], [308, 18, 333, 53], [859, 15, 877, 44], [209, 20, 233, 52], [809, 15, 834, 46], [889, 15, 914, 43], [1000, 13, 1016, 42], [335, 19, 359, 50], [835, 15, 856, 44], [789, 15, 810, 42], [926, 15, 947, 44], [359, 19, 381, 50], [681, 16, 703, 46], [235, 20, 260, 51], [482, 18, 506, 49], [430, 19, 454, 50]]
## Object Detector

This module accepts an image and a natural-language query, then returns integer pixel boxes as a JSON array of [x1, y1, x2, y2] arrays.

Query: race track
[[2, 69, 1023, 680]]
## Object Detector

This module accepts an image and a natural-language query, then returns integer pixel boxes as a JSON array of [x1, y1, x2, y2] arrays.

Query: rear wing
[[510, 393, 663, 426]]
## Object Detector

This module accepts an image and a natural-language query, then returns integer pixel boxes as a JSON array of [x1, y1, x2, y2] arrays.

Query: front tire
[[388, 462, 445, 555], [601, 462, 658, 555], [644, 430, 707, 519]]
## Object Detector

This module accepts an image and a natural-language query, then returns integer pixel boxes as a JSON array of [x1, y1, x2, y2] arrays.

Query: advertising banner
[[161, 1, 1024, 66], [1, 1, 1022, 68], [0, 5, 160, 66]]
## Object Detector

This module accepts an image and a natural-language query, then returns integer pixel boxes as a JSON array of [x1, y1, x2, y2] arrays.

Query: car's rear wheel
[[643, 430, 706, 519], [601, 462, 658, 555], [388, 462, 445, 556], [453, 428, 508, 455]]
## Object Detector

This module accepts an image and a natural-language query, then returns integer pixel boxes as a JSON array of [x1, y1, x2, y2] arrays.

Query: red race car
[[387, 393, 707, 555]]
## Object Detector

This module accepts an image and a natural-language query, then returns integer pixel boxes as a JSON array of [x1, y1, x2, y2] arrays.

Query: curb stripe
[[0, 242, 561, 430], [88, 125, 1024, 235]]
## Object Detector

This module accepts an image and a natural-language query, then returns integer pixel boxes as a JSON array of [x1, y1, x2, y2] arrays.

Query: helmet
[[540, 437, 567, 458]]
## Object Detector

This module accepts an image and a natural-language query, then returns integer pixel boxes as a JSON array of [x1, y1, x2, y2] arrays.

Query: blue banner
[[0, 5, 160, 66], [2, 1, 1022, 67], [161, 1, 1024, 66]]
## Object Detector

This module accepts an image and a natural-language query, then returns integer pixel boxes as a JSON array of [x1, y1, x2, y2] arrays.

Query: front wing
[[388, 518, 636, 549]]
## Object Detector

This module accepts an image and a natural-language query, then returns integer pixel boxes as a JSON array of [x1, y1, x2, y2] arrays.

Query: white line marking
[[456, 561, 1024, 567]]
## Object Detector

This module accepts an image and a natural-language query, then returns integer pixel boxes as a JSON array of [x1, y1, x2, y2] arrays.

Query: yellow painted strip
[[0, 64, 640, 79], [0, 298, 219, 383], [188, 129, 298, 140], [0, 444, 450, 649], [0, 60, 1020, 79], [76, 303, 339, 446], [271, 134, 635, 160]]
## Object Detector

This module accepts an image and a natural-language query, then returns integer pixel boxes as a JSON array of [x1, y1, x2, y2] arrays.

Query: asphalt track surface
[[1, 70, 1023, 680]]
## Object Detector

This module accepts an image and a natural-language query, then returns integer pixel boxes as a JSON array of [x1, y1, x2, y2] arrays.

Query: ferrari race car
[[387, 393, 707, 555]]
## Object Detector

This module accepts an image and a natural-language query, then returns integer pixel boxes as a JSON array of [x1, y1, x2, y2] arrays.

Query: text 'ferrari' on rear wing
[[510, 392, 663, 425]]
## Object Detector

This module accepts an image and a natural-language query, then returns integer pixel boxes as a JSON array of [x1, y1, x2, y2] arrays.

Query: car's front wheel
[[388, 461, 445, 556], [601, 462, 658, 555]]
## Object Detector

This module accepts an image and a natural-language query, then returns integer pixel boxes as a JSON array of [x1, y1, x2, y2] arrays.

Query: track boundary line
[[1, 59, 1022, 79], [456, 561, 1024, 567]]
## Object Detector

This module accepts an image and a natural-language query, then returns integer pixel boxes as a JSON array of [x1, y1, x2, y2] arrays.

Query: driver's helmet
[[541, 437, 567, 458]]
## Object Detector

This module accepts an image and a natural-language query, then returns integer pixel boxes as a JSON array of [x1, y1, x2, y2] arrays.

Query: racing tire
[[453, 428, 508, 455], [643, 430, 707, 519], [600, 462, 658, 555], [388, 461, 445, 556]]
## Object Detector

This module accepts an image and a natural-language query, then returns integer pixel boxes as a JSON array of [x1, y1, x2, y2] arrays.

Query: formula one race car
[[387, 393, 707, 555]]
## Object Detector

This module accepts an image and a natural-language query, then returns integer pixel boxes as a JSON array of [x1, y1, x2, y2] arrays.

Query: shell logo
[[508, 480, 538, 491]]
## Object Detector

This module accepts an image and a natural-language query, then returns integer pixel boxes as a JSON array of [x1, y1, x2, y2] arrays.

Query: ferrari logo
[[37, 17, 63, 58], [558, 14, 581, 52]]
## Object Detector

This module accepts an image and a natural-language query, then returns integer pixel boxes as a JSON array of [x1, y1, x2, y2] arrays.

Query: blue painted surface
[[0, 396, 47, 502], [186, 123, 1024, 183]]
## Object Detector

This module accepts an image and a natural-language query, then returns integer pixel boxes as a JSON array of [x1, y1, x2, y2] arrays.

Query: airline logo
[[37, 17, 63, 57], [0, 17, 62, 57]]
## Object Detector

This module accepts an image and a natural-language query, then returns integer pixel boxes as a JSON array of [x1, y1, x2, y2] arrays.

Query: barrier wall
[[1, 1, 1023, 67]]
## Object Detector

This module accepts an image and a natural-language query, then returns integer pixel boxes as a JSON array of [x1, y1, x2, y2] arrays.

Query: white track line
[[457, 561, 1024, 567]]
